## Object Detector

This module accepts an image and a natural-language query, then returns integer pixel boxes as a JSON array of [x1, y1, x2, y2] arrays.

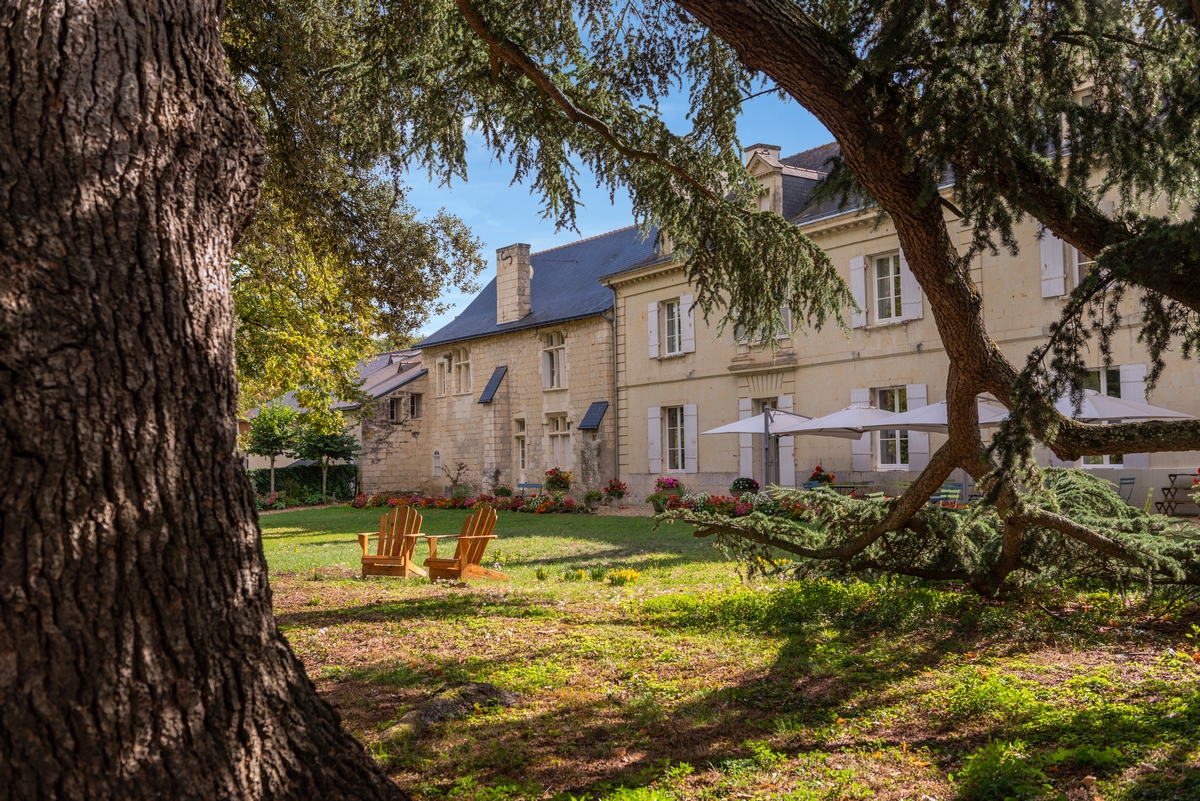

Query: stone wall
[[357, 373, 440, 495]]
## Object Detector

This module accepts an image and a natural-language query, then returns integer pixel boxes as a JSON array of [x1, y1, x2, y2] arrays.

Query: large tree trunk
[[0, 1, 407, 798]]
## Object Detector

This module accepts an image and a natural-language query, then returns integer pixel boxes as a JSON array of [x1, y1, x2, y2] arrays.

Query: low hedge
[[247, 463, 357, 501]]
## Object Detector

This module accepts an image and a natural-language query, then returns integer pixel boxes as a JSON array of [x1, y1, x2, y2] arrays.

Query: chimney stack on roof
[[496, 243, 533, 324]]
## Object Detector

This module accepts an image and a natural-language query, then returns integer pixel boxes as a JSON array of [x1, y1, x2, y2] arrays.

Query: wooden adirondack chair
[[423, 506, 508, 583], [358, 505, 427, 578]]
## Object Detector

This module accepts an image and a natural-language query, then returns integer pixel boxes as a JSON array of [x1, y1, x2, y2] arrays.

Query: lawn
[[262, 506, 1200, 801]]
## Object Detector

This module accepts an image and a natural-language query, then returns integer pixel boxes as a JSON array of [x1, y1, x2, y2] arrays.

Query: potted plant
[[646, 476, 682, 513], [544, 467, 572, 492], [583, 489, 604, 511], [730, 477, 759, 496], [602, 478, 627, 506], [809, 465, 836, 485]]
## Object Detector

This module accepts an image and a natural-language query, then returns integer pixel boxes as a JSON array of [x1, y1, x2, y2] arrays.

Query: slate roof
[[418, 226, 658, 349]]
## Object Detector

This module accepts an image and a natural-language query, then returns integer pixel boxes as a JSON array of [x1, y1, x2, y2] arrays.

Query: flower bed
[[350, 492, 588, 514], [661, 492, 808, 521]]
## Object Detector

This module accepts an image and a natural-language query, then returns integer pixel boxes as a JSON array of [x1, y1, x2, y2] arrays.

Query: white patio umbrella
[[701, 408, 812, 436], [774, 405, 897, 438], [858, 399, 1011, 434], [1056, 389, 1194, 422]]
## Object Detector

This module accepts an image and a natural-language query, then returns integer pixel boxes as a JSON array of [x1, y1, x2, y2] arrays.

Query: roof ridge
[[781, 141, 838, 164], [531, 224, 642, 256]]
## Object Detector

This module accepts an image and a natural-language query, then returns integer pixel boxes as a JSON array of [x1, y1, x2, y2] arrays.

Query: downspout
[[608, 283, 619, 482]]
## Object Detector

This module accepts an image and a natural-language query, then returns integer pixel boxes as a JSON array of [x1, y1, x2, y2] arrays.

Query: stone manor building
[[358, 227, 657, 495]]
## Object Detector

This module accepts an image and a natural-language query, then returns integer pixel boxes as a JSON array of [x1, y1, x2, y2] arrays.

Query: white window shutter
[[899, 250, 923, 320], [1099, 199, 1115, 217], [1119, 364, 1150, 468], [1040, 229, 1066, 298], [541, 351, 552, 390], [647, 407, 662, 474], [851, 388, 873, 472], [1048, 452, 1077, 468], [905, 383, 929, 472], [680, 294, 695, 353], [777, 395, 796, 486], [849, 256, 867, 328], [683, 404, 699, 474], [647, 302, 660, 359], [738, 399, 754, 478], [776, 303, 794, 340]]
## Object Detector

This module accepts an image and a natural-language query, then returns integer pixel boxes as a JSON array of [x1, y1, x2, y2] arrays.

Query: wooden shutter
[[777, 395, 796, 486], [680, 294, 695, 353], [905, 383, 929, 472], [647, 302, 660, 359], [541, 350, 552, 390], [738, 398, 754, 478], [850, 388, 873, 472], [1119, 364, 1150, 468], [849, 256, 867, 328], [647, 407, 662, 473], [683, 404, 698, 474], [899, 250, 923, 320], [1040, 229, 1066, 298]]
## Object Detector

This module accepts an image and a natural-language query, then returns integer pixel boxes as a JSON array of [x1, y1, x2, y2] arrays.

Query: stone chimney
[[744, 142, 781, 166], [496, 243, 532, 324]]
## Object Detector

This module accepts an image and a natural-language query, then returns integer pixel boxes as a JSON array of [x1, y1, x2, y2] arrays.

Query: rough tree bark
[[0, 1, 407, 798]]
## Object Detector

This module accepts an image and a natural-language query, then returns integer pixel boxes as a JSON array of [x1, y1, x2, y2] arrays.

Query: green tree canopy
[[293, 410, 360, 501], [223, 0, 487, 412]]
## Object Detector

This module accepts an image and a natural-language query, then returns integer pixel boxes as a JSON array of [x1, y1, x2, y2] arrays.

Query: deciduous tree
[[244, 404, 300, 493]]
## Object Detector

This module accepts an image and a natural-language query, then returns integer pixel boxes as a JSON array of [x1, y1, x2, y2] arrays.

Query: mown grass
[[262, 507, 1200, 801]]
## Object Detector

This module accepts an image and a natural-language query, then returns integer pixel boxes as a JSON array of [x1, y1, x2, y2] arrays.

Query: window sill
[[543, 386, 569, 392], [452, 391, 472, 396], [656, 351, 688, 360], [864, 318, 908, 330], [875, 465, 910, 472]]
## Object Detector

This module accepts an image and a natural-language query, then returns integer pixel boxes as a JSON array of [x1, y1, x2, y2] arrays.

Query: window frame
[[663, 300, 682, 356], [873, 252, 903, 323], [1082, 368, 1124, 466], [432, 449, 442, 477], [542, 331, 567, 389], [453, 347, 471, 394], [546, 413, 571, 469], [409, 393, 423, 420], [514, 418, 526, 471], [389, 397, 400, 423], [874, 386, 909, 469], [664, 405, 686, 472]]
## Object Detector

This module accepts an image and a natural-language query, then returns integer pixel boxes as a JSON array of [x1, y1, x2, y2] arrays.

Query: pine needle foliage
[[661, 471, 1199, 596]]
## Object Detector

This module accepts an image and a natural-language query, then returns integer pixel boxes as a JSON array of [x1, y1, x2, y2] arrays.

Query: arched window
[[432, 449, 442, 477]]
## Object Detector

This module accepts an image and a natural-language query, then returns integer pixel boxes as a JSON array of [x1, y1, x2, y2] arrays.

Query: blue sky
[[404, 91, 832, 337]]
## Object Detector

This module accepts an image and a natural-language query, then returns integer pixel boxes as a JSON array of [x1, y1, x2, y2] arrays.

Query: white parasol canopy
[[1056, 389, 1193, 422], [701, 408, 811, 436], [774, 405, 897, 438], [858, 399, 1011, 434]]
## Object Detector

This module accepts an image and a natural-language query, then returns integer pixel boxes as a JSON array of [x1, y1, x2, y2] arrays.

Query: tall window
[[432, 449, 442, 477], [542, 332, 566, 388], [514, 419, 526, 471], [547, 414, 571, 469], [875, 387, 909, 467], [1074, 247, 1097, 286], [1083, 368, 1123, 466], [436, 359, 448, 396], [389, 398, 400, 422], [665, 405, 685, 471], [875, 253, 903, 322], [453, 347, 471, 393], [409, 393, 423, 420], [663, 301, 682, 355]]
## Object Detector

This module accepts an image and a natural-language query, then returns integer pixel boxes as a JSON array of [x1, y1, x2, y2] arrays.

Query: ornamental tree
[[243, 403, 299, 493], [292, 412, 360, 502]]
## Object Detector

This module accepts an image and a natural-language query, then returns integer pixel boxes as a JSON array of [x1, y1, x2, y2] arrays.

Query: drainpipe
[[608, 283, 620, 483]]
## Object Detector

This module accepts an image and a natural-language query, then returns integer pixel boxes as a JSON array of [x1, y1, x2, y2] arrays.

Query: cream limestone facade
[[607, 144, 1200, 504]]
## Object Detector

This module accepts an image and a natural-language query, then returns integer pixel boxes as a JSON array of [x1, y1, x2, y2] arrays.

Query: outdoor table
[[1156, 472, 1200, 516]]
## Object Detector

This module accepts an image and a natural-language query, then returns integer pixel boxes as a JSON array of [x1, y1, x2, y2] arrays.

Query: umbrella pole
[[762, 407, 771, 489]]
